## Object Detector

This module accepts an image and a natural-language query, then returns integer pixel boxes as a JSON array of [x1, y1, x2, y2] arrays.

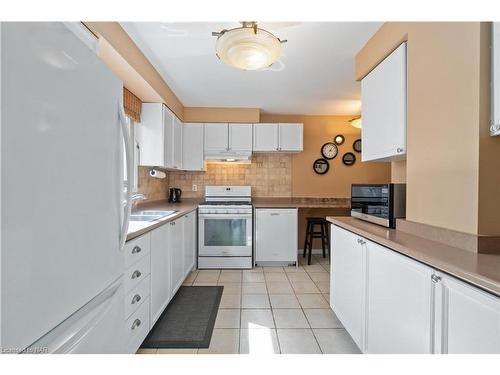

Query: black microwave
[[350, 184, 406, 228]]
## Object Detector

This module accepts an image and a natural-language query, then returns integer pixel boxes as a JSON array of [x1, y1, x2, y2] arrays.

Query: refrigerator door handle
[[119, 102, 133, 250]]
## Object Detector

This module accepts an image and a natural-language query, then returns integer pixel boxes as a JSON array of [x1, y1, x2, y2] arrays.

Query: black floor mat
[[141, 286, 223, 349]]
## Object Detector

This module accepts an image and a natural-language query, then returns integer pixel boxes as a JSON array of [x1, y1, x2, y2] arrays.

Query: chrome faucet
[[130, 193, 146, 209]]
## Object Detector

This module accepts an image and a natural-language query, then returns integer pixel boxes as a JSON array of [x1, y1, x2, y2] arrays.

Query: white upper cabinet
[[172, 116, 183, 170], [361, 42, 407, 162], [136, 103, 182, 169], [204, 123, 253, 154], [253, 123, 303, 152], [279, 123, 303, 151], [434, 274, 500, 354], [163, 107, 175, 168], [228, 123, 253, 151], [204, 123, 228, 154], [136, 103, 165, 167], [182, 123, 204, 171], [253, 123, 279, 151]]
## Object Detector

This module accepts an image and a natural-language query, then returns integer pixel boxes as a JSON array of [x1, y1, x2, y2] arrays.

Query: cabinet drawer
[[125, 275, 150, 320], [124, 233, 151, 269], [124, 254, 151, 293], [124, 297, 150, 353]]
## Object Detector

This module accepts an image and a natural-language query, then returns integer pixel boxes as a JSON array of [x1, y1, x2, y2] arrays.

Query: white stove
[[198, 186, 253, 269]]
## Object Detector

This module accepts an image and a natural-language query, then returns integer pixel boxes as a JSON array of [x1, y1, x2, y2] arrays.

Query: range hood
[[204, 150, 252, 164]]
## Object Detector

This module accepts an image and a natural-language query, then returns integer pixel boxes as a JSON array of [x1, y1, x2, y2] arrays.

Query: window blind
[[123, 87, 142, 123]]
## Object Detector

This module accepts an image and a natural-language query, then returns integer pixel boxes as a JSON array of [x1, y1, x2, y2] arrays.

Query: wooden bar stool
[[303, 217, 330, 265]]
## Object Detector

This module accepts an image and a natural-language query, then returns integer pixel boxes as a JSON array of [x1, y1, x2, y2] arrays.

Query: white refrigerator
[[0, 22, 132, 353]]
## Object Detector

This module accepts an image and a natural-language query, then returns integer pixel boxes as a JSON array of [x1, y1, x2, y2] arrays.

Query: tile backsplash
[[169, 154, 292, 198], [138, 166, 170, 201]]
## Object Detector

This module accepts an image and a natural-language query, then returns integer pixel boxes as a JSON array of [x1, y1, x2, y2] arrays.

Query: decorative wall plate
[[313, 158, 330, 175], [342, 152, 356, 166], [334, 134, 345, 145], [321, 142, 338, 160], [353, 139, 362, 153]]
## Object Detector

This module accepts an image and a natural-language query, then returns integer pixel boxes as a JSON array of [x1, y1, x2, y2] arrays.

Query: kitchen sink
[[129, 210, 177, 222]]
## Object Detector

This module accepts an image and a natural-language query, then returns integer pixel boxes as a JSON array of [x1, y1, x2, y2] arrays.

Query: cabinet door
[[172, 116, 183, 169], [204, 123, 228, 153], [253, 123, 279, 151], [150, 225, 170, 326], [435, 274, 500, 354], [136, 103, 164, 167], [162, 106, 175, 168], [361, 42, 406, 162], [169, 219, 185, 296], [255, 209, 297, 263], [330, 225, 365, 351], [183, 211, 197, 277], [182, 123, 204, 171], [279, 123, 303, 151], [366, 238, 433, 353], [228, 123, 252, 151]]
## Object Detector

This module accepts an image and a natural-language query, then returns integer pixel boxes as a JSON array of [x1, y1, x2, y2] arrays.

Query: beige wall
[[356, 22, 498, 235], [260, 114, 391, 198], [84, 22, 185, 120], [184, 107, 260, 123], [169, 154, 292, 198]]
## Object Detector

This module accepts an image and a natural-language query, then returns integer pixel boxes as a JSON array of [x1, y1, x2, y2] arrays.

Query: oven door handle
[[199, 213, 253, 219]]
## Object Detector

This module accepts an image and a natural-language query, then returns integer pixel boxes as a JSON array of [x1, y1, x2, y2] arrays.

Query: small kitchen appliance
[[350, 183, 406, 228], [168, 188, 182, 203]]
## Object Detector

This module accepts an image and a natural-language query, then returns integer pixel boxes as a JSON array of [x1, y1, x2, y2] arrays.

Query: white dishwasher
[[255, 208, 298, 266]]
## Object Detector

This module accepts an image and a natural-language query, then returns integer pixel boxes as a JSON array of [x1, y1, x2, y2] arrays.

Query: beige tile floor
[[137, 254, 361, 355]]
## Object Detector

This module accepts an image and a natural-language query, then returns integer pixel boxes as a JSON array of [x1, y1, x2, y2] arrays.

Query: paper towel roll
[[149, 169, 166, 179]]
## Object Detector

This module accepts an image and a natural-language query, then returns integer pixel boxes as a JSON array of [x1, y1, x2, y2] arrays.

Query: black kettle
[[168, 188, 182, 203]]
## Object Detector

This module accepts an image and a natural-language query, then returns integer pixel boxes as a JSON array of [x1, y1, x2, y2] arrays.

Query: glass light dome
[[215, 25, 283, 71]]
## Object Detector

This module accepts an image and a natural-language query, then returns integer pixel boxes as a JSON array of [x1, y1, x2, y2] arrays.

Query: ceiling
[[121, 22, 382, 115]]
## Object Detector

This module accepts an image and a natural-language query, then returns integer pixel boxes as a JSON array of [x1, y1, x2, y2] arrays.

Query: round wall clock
[[342, 152, 356, 166], [353, 139, 362, 153], [321, 142, 338, 160], [334, 134, 345, 145], [313, 158, 330, 175]]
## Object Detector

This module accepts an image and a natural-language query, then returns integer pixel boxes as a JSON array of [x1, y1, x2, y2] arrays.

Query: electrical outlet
[[192, 184, 198, 192]]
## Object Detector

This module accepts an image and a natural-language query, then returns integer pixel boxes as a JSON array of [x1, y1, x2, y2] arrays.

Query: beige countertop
[[252, 197, 351, 208], [126, 199, 201, 241], [327, 216, 500, 297]]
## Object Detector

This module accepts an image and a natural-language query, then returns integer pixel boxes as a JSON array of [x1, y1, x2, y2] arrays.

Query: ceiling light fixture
[[212, 22, 287, 71], [349, 117, 362, 129]]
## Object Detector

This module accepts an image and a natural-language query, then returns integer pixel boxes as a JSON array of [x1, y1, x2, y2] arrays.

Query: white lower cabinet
[[365, 239, 433, 354], [330, 225, 366, 351], [169, 219, 185, 296], [122, 233, 152, 353], [330, 224, 500, 354], [150, 224, 171, 326], [255, 208, 298, 265], [434, 274, 500, 354], [183, 210, 197, 277]]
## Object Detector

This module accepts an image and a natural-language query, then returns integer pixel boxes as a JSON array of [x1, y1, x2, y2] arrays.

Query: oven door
[[198, 213, 252, 256]]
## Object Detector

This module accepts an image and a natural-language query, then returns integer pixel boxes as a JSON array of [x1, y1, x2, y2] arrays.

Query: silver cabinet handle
[[131, 319, 141, 330], [131, 270, 141, 279], [396, 148, 404, 153], [357, 238, 366, 245], [131, 294, 142, 304], [270, 213, 280, 216], [132, 246, 141, 254], [431, 274, 442, 283]]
